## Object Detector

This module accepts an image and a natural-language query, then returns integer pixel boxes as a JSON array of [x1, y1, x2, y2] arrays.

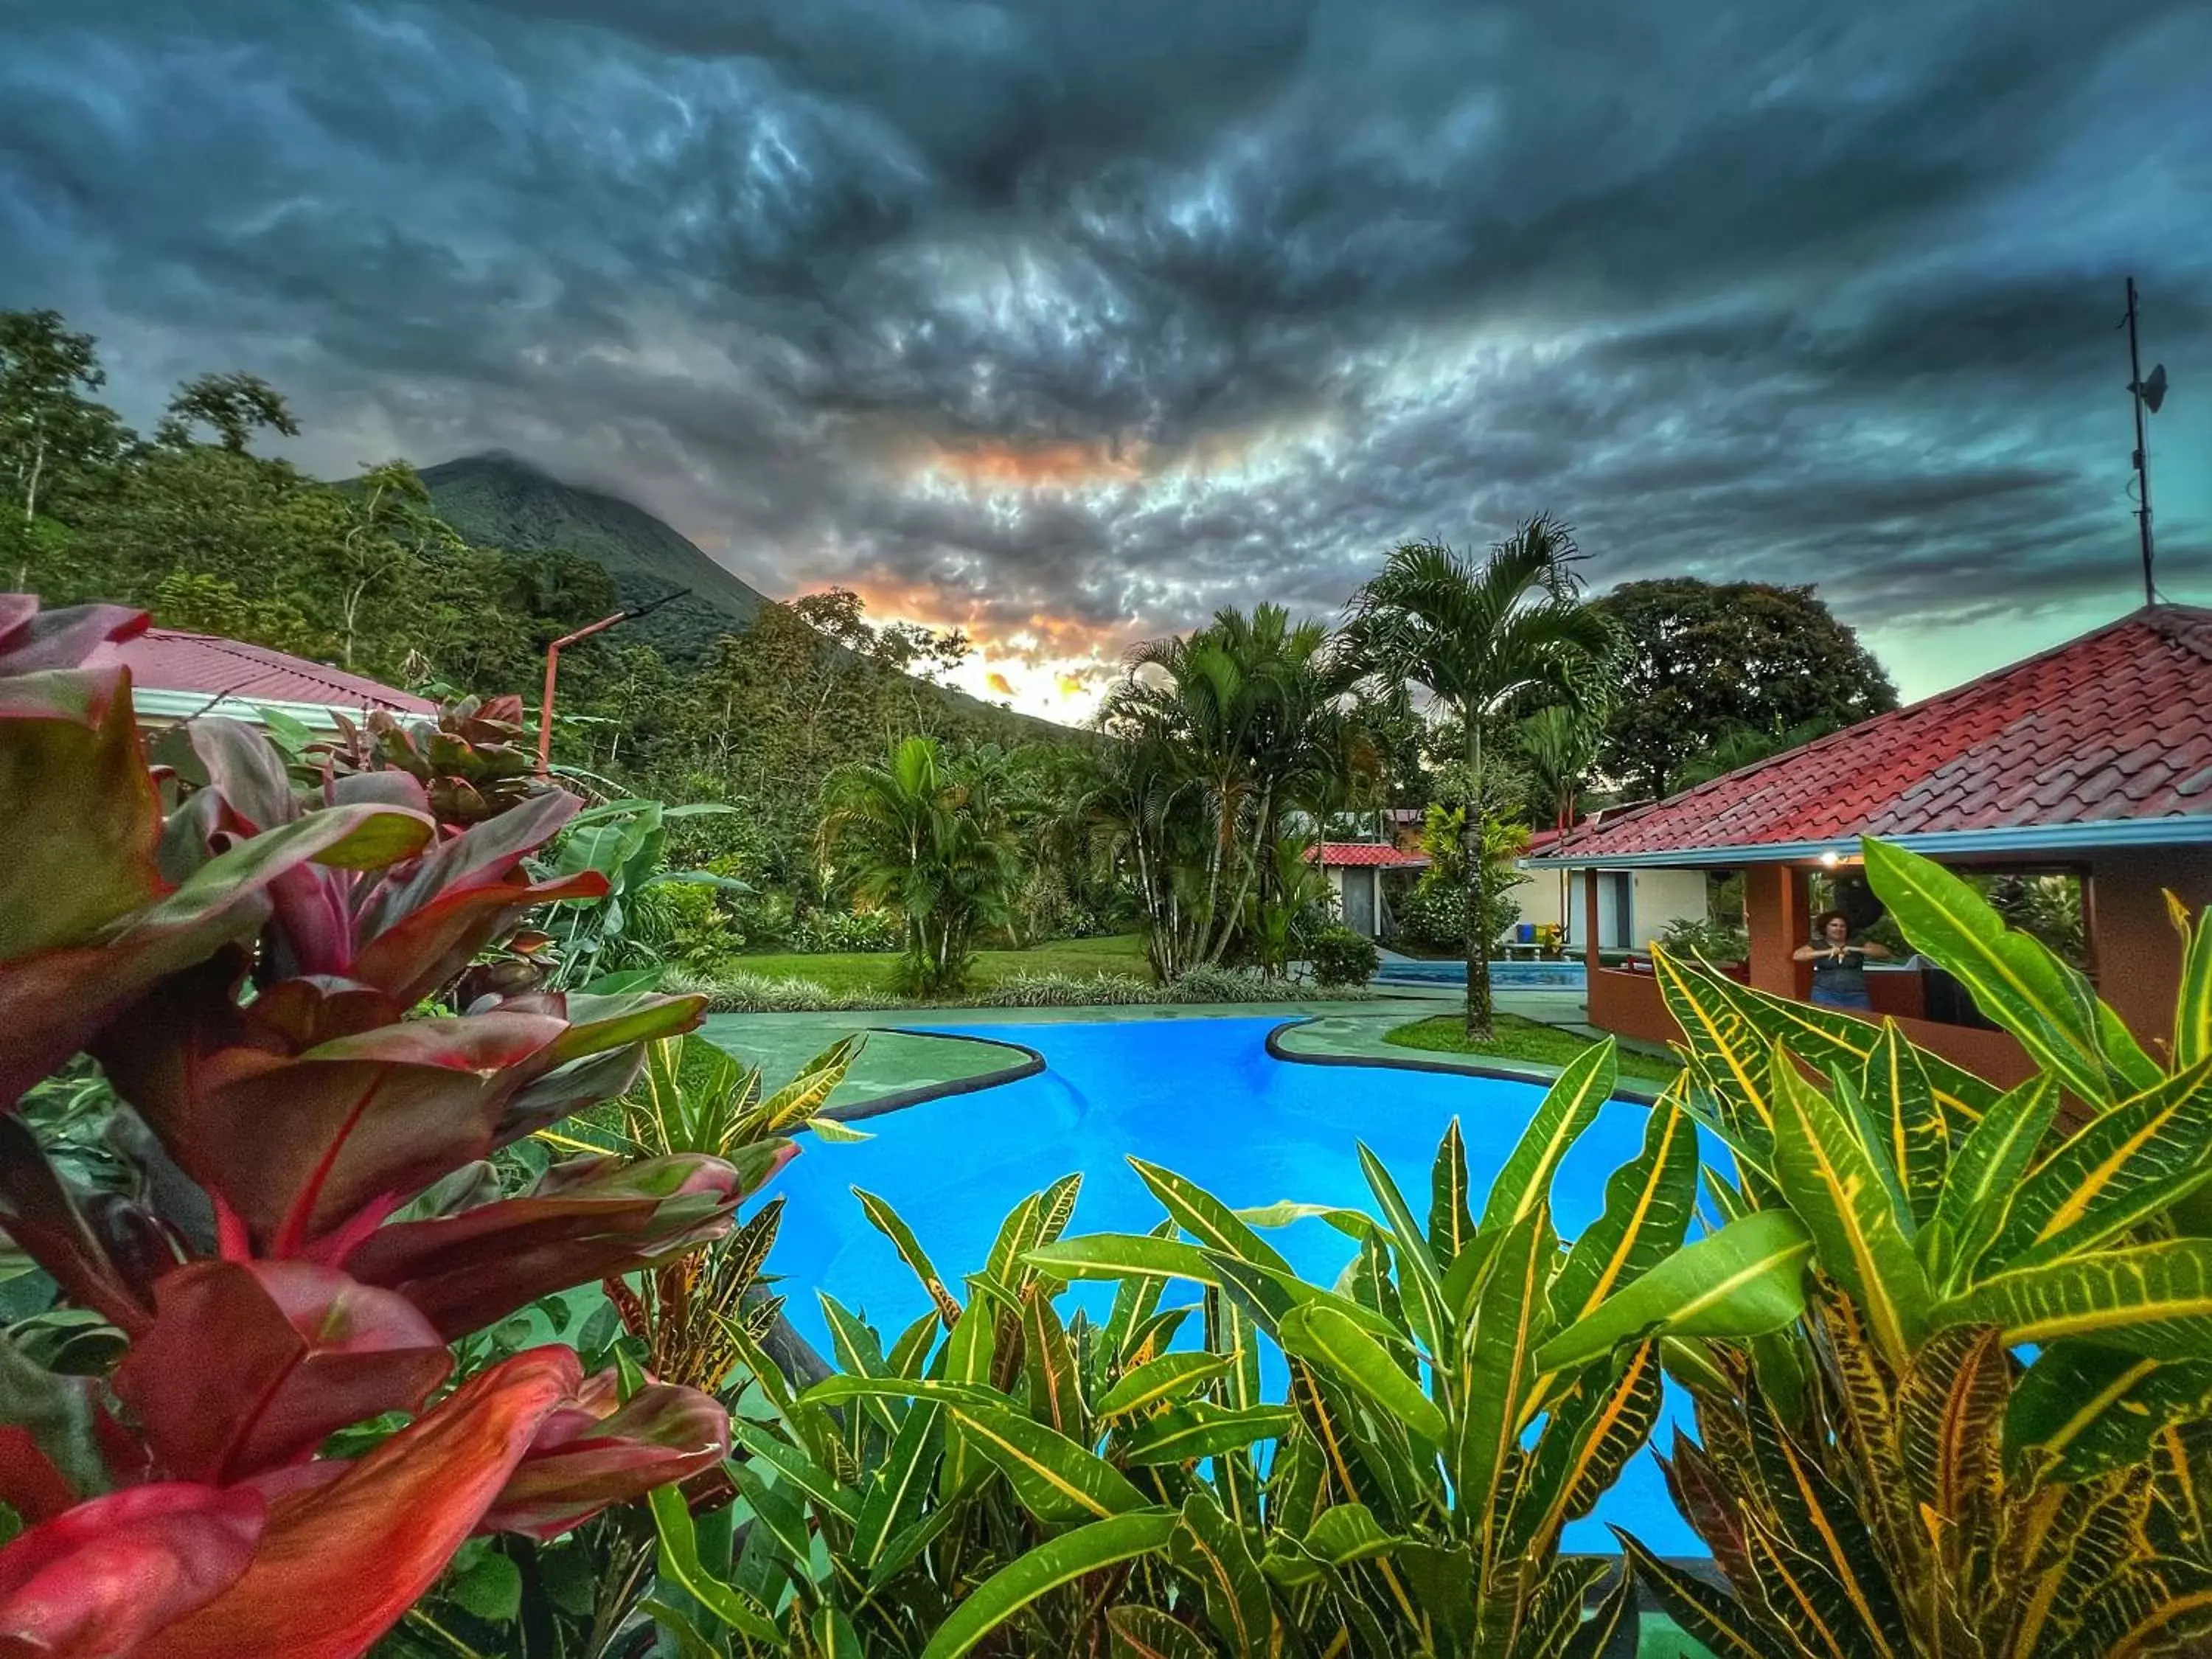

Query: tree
[[818, 734, 1018, 995], [0, 309, 130, 534], [1593, 577, 1896, 799], [1099, 604, 1368, 975], [1348, 516, 1617, 1037], [155, 371, 300, 453]]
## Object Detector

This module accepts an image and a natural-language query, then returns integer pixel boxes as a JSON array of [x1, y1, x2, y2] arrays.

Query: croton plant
[[0, 597, 768, 1657]]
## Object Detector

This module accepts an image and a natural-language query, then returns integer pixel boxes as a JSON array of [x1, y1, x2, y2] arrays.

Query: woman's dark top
[[1809, 942, 1870, 1004]]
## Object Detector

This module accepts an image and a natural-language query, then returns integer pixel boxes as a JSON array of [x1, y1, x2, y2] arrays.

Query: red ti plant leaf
[[0, 1481, 264, 1659], [1, 800, 434, 1110], [337, 1154, 755, 1339], [153, 1346, 592, 1659], [479, 1372, 731, 1540], [113, 1260, 451, 1486], [0, 596, 147, 675]]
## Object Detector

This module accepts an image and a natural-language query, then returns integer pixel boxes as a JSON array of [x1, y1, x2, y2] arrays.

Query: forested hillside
[[0, 307, 1067, 896]]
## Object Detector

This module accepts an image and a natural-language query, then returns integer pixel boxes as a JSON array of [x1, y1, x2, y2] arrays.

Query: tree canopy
[[1591, 577, 1897, 800]]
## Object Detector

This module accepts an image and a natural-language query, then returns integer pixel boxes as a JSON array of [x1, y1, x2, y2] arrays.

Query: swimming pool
[[1373, 956, 1587, 989], [763, 1014, 1703, 1557]]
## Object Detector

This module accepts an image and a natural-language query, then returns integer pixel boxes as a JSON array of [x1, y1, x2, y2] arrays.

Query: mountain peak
[[414, 452, 770, 661]]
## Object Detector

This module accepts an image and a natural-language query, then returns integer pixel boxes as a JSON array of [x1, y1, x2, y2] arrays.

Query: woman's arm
[[1792, 943, 1820, 961], [1857, 940, 1892, 959]]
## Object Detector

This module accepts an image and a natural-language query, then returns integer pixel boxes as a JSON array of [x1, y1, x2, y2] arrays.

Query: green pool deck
[[699, 985, 1660, 1117]]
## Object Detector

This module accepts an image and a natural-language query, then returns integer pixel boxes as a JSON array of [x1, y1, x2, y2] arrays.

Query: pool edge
[[1265, 1017, 1666, 1106]]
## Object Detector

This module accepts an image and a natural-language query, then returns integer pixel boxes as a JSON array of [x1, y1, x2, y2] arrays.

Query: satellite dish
[[2138, 363, 2168, 414]]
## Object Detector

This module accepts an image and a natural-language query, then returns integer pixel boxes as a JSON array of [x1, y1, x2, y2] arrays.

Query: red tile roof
[[116, 629, 436, 717], [1547, 605, 2212, 862], [1306, 841, 1431, 869]]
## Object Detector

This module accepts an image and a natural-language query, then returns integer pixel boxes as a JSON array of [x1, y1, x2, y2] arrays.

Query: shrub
[[1390, 876, 1464, 948], [1656, 912, 1748, 964], [1306, 924, 1381, 987], [787, 907, 901, 954], [0, 598, 757, 1654]]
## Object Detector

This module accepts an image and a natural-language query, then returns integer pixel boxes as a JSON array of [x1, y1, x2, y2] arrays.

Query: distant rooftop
[[1305, 841, 1430, 869], [118, 629, 435, 726], [1537, 605, 2212, 866]]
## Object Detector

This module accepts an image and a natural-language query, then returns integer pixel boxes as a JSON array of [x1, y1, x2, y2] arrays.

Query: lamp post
[[535, 589, 687, 779]]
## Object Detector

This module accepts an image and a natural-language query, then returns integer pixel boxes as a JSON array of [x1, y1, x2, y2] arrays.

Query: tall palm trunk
[[1462, 718, 1493, 1039]]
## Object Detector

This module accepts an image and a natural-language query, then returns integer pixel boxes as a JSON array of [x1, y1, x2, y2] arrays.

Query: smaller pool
[[1375, 957, 1587, 990]]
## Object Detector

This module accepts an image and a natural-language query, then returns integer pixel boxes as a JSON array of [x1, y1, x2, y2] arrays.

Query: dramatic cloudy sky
[[6, 1, 2211, 716]]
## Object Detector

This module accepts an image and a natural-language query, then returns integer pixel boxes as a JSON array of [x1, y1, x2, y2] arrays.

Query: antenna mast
[[2125, 276, 2157, 607]]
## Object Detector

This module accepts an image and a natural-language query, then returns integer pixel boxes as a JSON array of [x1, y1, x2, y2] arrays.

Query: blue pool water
[[764, 1015, 1700, 1556], [1374, 958, 1587, 990]]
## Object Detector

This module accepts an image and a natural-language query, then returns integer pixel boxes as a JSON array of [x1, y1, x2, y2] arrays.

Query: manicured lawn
[[1384, 1012, 1683, 1085], [731, 932, 1152, 994]]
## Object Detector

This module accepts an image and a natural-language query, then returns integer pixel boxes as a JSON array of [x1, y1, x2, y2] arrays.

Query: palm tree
[[1099, 605, 1371, 975], [818, 735, 1018, 995], [1347, 517, 1618, 1036]]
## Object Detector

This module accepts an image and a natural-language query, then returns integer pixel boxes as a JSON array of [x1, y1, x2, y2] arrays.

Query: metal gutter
[[1524, 815, 2212, 869]]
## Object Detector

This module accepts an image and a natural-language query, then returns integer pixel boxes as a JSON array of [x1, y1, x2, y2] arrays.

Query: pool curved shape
[[765, 1013, 1703, 1557]]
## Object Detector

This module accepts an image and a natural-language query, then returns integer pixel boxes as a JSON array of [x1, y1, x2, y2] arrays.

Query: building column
[[1745, 863, 1812, 1000], [1583, 869, 1601, 973]]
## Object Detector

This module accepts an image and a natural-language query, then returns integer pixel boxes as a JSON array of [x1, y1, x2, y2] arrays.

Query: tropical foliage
[[0, 597, 760, 1656], [819, 736, 1023, 996], [1092, 605, 1376, 981], [1539, 836, 2212, 1658], [1346, 518, 1618, 1036], [627, 1040, 1705, 1658]]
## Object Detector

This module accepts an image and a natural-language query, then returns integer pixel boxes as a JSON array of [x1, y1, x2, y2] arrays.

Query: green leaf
[[807, 1116, 873, 1144], [855, 1187, 963, 1326], [1276, 1302, 1447, 1447], [1429, 1119, 1474, 1265], [729, 1422, 856, 1522], [1170, 1489, 1271, 1659], [919, 1513, 1177, 1659], [1107, 1605, 1214, 1659], [1537, 1210, 1814, 1373], [948, 1399, 1149, 1522], [1864, 836, 2159, 1104], [1510, 1340, 1665, 1557], [1919, 1074, 2061, 1293], [1549, 1092, 1700, 1327], [1930, 1239, 2212, 1357], [937, 1294, 997, 1501], [1982, 1059, 2212, 1274], [1450, 1203, 1549, 1526], [1232, 1200, 1384, 1245], [1096, 1350, 1237, 1419], [1860, 1020, 1950, 1228], [729, 1461, 813, 1570], [2174, 892, 2212, 1073], [1767, 1048, 1931, 1366], [1120, 1401, 1301, 1467], [1023, 1291, 1086, 1439], [2006, 1341, 2212, 1481], [1025, 1233, 1220, 1285], [448, 1545, 522, 1624], [850, 1402, 939, 1569], [1129, 1157, 1293, 1273], [647, 1484, 782, 1646], [1356, 1141, 1448, 1363], [1613, 1529, 1781, 1659], [1478, 1040, 1615, 1235], [1302, 1502, 1404, 1567]]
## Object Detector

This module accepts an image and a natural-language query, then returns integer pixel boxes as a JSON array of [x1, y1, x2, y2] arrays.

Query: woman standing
[[1793, 909, 1891, 1011]]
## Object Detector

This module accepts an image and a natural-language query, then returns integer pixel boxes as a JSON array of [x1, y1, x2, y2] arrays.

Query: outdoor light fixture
[[1820, 850, 1842, 868]]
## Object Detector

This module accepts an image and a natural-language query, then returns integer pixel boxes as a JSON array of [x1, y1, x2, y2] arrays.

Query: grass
[[1384, 1012, 1683, 1085], [729, 932, 1151, 995]]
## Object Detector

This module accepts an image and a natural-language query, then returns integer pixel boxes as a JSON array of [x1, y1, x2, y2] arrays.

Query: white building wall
[[1508, 866, 1709, 951]]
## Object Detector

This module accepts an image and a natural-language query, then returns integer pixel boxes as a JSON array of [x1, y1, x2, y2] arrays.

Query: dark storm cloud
[[4, 0, 2209, 688]]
